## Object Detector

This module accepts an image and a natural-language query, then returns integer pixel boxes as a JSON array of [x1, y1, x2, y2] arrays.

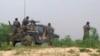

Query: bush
[[51, 38, 62, 47], [79, 48, 92, 52], [60, 35, 73, 47], [74, 39, 83, 47], [51, 35, 74, 47], [0, 23, 11, 46]]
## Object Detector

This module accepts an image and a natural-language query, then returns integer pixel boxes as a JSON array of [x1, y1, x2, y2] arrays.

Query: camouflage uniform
[[22, 17, 29, 32], [22, 35, 33, 46], [45, 23, 54, 45], [22, 19, 29, 25], [83, 22, 90, 40], [13, 18, 20, 35]]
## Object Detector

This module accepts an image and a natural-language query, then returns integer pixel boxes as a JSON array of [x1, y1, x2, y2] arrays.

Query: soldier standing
[[22, 16, 29, 32], [45, 23, 54, 45], [13, 18, 20, 35], [83, 22, 91, 40], [22, 16, 29, 25]]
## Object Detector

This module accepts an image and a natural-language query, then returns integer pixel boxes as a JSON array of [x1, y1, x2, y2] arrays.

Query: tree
[[0, 23, 11, 45], [90, 27, 99, 41]]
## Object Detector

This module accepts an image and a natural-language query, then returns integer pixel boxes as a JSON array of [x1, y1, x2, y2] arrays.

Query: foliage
[[51, 35, 73, 47], [51, 38, 61, 47], [61, 35, 74, 47], [0, 23, 11, 46], [79, 48, 91, 52]]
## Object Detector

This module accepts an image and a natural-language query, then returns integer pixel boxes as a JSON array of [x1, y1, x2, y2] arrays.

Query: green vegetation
[[96, 49, 100, 52], [51, 27, 100, 48], [0, 23, 11, 47], [79, 48, 91, 52], [51, 35, 74, 47]]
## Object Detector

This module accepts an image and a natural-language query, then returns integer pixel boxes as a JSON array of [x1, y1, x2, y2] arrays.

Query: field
[[0, 47, 100, 56]]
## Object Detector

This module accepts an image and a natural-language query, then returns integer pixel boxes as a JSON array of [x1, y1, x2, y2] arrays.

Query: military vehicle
[[8, 21, 59, 46]]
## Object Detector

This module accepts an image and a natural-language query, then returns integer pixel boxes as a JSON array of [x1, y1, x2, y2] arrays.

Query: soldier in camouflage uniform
[[22, 16, 29, 32], [45, 23, 54, 45], [83, 22, 91, 40], [13, 18, 20, 35]]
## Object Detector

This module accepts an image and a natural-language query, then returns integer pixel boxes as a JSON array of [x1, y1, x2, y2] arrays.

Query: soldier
[[22, 16, 29, 32], [45, 23, 54, 45], [46, 23, 54, 36], [13, 18, 20, 35], [83, 21, 91, 40], [22, 16, 29, 25]]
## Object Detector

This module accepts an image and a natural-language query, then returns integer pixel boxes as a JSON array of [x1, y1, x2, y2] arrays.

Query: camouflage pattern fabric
[[22, 35, 34, 46]]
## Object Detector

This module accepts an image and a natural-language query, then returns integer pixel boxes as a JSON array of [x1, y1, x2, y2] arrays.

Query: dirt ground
[[0, 47, 100, 56]]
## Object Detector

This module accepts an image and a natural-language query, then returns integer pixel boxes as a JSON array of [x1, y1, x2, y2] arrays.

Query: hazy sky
[[0, 0, 100, 39]]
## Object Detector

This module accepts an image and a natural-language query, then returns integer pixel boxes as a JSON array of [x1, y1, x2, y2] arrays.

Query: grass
[[79, 48, 92, 52], [96, 49, 100, 52], [80, 48, 92, 52]]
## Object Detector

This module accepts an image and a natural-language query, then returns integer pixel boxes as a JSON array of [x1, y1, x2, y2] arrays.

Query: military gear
[[22, 35, 33, 46], [8, 19, 59, 46], [30, 20, 36, 25]]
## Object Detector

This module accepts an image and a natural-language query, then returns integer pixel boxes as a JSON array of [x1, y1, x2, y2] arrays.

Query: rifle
[[8, 21, 13, 31]]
